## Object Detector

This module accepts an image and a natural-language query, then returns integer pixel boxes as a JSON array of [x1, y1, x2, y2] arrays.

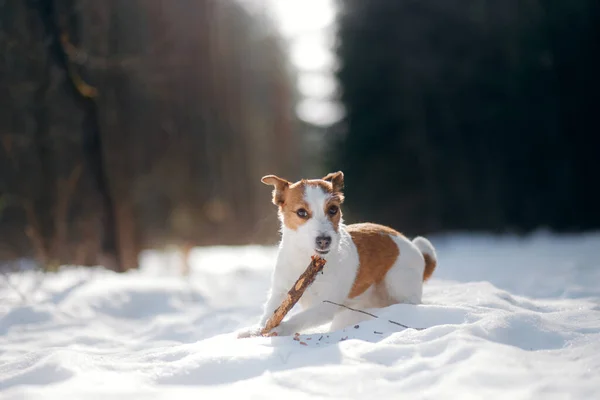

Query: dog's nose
[[315, 235, 332, 250]]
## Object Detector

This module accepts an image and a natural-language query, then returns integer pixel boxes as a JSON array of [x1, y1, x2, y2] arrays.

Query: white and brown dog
[[238, 171, 437, 338]]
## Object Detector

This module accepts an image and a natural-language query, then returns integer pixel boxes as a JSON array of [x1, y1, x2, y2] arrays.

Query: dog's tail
[[412, 236, 437, 281]]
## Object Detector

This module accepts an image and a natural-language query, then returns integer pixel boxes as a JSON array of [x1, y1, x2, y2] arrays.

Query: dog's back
[[344, 222, 437, 305]]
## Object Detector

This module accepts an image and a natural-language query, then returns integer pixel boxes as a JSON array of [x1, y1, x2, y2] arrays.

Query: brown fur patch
[[324, 196, 342, 232], [279, 181, 310, 230], [422, 253, 437, 281], [262, 175, 345, 231], [347, 223, 401, 298], [307, 180, 333, 194], [322, 171, 344, 194], [278, 179, 338, 230], [261, 175, 290, 206]]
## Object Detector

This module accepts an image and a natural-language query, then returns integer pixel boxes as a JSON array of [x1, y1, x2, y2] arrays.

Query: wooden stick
[[260, 255, 327, 336]]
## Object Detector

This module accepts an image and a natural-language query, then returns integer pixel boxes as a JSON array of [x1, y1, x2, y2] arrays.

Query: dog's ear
[[322, 171, 344, 194], [261, 175, 291, 206]]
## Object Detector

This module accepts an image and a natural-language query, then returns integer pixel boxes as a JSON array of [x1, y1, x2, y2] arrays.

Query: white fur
[[412, 236, 437, 259], [238, 185, 437, 337], [275, 185, 342, 256]]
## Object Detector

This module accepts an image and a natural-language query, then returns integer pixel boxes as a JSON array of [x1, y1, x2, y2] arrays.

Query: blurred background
[[0, 0, 598, 273]]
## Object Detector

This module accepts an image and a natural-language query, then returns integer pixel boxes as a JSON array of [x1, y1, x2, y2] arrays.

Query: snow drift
[[1, 232, 600, 399]]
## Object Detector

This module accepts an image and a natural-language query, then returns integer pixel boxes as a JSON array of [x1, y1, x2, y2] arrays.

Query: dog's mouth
[[315, 249, 330, 255]]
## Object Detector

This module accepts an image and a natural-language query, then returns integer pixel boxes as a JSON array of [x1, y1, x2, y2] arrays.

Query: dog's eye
[[328, 205, 339, 216], [296, 209, 308, 218]]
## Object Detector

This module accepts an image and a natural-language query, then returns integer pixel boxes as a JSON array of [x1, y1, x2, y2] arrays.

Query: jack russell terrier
[[238, 171, 437, 338]]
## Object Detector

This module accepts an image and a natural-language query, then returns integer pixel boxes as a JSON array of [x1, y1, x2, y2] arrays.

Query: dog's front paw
[[236, 325, 262, 339], [267, 323, 296, 337]]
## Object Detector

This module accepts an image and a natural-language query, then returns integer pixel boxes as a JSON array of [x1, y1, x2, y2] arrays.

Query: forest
[[0, 0, 301, 271], [1, 0, 599, 272], [330, 0, 600, 235]]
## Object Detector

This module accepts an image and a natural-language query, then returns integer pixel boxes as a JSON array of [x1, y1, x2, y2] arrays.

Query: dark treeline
[[331, 0, 600, 236], [0, 0, 301, 271], [2, 0, 599, 272]]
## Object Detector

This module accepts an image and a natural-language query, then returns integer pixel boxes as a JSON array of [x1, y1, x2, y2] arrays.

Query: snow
[[1, 232, 600, 399]]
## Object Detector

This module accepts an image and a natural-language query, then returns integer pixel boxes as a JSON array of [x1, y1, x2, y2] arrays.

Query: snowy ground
[[1, 231, 600, 399]]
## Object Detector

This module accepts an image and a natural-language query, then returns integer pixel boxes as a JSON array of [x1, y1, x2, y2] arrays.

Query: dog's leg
[[237, 264, 290, 338], [258, 287, 288, 327], [237, 287, 288, 338]]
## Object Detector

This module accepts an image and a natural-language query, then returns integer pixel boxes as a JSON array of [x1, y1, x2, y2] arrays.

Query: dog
[[237, 171, 437, 338]]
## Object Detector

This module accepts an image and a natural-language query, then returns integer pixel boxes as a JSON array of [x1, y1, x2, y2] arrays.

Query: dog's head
[[261, 171, 345, 255]]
